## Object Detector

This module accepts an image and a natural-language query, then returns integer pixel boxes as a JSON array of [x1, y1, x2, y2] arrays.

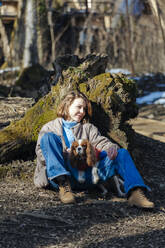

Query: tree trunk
[[5, 0, 50, 68], [148, 0, 165, 54], [0, 54, 138, 163], [0, 19, 10, 63], [23, 0, 38, 67], [45, 0, 55, 62], [125, 0, 135, 75], [9, 0, 26, 67]]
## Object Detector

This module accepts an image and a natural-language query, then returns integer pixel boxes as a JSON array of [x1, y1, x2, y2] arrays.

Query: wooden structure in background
[[0, 0, 18, 65], [0, 0, 18, 23]]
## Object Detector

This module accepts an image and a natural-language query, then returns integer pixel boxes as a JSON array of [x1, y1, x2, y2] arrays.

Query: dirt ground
[[0, 76, 165, 247], [0, 119, 165, 248]]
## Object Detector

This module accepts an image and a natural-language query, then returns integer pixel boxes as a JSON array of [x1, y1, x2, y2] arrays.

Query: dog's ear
[[69, 141, 78, 168], [86, 141, 97, 166], [69, 152, 77, 168], [70, 141, 76, 152]]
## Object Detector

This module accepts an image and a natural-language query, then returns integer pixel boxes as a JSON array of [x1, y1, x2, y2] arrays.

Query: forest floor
[[0, 76, 165, 248], [0, 131, 165, 248]]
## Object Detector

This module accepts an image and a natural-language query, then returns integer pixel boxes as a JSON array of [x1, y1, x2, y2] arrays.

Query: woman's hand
[[107, 146, 118, 160], [66, 148, 71, 154], [63, 148, 71, 158]]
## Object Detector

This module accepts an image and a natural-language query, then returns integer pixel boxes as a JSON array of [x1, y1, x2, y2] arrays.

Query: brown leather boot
[[128, 188, 154, 208], [56, 176, 75, 204]]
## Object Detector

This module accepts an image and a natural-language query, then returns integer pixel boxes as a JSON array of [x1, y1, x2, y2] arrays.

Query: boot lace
[[138, 189, 149, 202], [63, 181, 71, 193]]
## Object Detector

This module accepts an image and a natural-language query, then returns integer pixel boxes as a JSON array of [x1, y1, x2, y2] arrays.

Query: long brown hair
[[57, 91, 92, 122]]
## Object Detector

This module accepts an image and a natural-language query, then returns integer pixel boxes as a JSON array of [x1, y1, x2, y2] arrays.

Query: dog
[[69, 139, 108, 196], [69, 139, 100, 185], [69, 139, 126, 197]]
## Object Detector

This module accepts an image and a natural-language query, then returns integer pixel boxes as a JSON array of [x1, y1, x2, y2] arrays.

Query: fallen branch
[[17, 211, 72, 225]]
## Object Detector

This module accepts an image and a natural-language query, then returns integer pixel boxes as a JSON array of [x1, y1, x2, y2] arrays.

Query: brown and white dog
[[69, 139, 126, 197], [69, 139, 100, 185]]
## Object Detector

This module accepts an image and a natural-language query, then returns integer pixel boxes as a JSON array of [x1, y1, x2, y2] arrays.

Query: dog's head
[[70, 139, 97, 168], [71, 139, 88, 157]]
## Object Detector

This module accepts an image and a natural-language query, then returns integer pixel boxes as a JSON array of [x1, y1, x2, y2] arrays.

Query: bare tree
[[45, 0, 55, 62], [0, 18, 11, 64], [125, 0, 135, 74], [23, 0, 38, 67], [148, 0, 165, 54]]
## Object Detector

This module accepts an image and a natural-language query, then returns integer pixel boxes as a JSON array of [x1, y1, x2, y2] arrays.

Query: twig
[[17, 212, 72, 225]]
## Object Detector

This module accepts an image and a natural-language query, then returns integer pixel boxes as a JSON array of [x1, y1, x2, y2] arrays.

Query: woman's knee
[[41, 132, 62, 146], [117, 148, 129, 157]]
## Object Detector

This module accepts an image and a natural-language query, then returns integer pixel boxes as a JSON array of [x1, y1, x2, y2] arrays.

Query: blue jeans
[[40, 132, 150, 194]]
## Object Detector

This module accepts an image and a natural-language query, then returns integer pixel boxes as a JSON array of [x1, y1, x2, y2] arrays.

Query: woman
[[34, 91, 154, 208]]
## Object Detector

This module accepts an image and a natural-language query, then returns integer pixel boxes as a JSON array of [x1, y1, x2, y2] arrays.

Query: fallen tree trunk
[[0, 54, 138, 163]]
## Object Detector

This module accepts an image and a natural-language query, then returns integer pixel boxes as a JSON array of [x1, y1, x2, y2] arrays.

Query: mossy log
[[11, 64, 52, 99], [0, 54, 138, 163]]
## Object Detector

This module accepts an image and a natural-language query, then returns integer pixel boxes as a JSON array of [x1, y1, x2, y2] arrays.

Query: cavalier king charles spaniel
[[70, 139, 99, 184], [69, 139, 126, 197], [69, 139, 108, 195]]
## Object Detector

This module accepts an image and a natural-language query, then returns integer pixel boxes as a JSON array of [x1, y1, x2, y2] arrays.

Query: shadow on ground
[[0, 132, 165, 247]]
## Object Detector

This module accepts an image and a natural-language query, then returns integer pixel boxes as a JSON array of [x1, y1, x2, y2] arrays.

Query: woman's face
[[68, 98, 86, 122]]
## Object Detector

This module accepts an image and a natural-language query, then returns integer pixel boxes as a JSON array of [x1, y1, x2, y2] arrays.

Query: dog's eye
[[82, 144, 87, 148]]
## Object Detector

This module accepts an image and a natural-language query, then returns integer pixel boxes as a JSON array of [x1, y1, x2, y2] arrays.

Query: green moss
[[122, 77, 138, 97], [68, 66, 75, 73], [0, 166, 9, 179], [0, 83, 62, 146], [86, 73, 114, 103], [79, 83, 89, 95], [93, 72, 112, 82]]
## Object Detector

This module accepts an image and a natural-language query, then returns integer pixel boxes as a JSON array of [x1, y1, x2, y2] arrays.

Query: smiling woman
[[57, 91, 92, 123], [34, 90, 154, 209], [68, 98, 86, 122]]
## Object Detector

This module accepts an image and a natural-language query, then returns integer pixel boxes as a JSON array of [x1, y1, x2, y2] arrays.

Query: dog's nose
[[77, 147, 82, 152]]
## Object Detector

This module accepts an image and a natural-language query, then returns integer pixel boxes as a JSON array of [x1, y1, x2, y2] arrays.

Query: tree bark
[[0, 19, 11, 64], [0, 54, 138, 163], [5, 0, 50, 68], [149, 0, 165, 54], [125, 0, 135, 75], [23, 0, 38, 67]]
